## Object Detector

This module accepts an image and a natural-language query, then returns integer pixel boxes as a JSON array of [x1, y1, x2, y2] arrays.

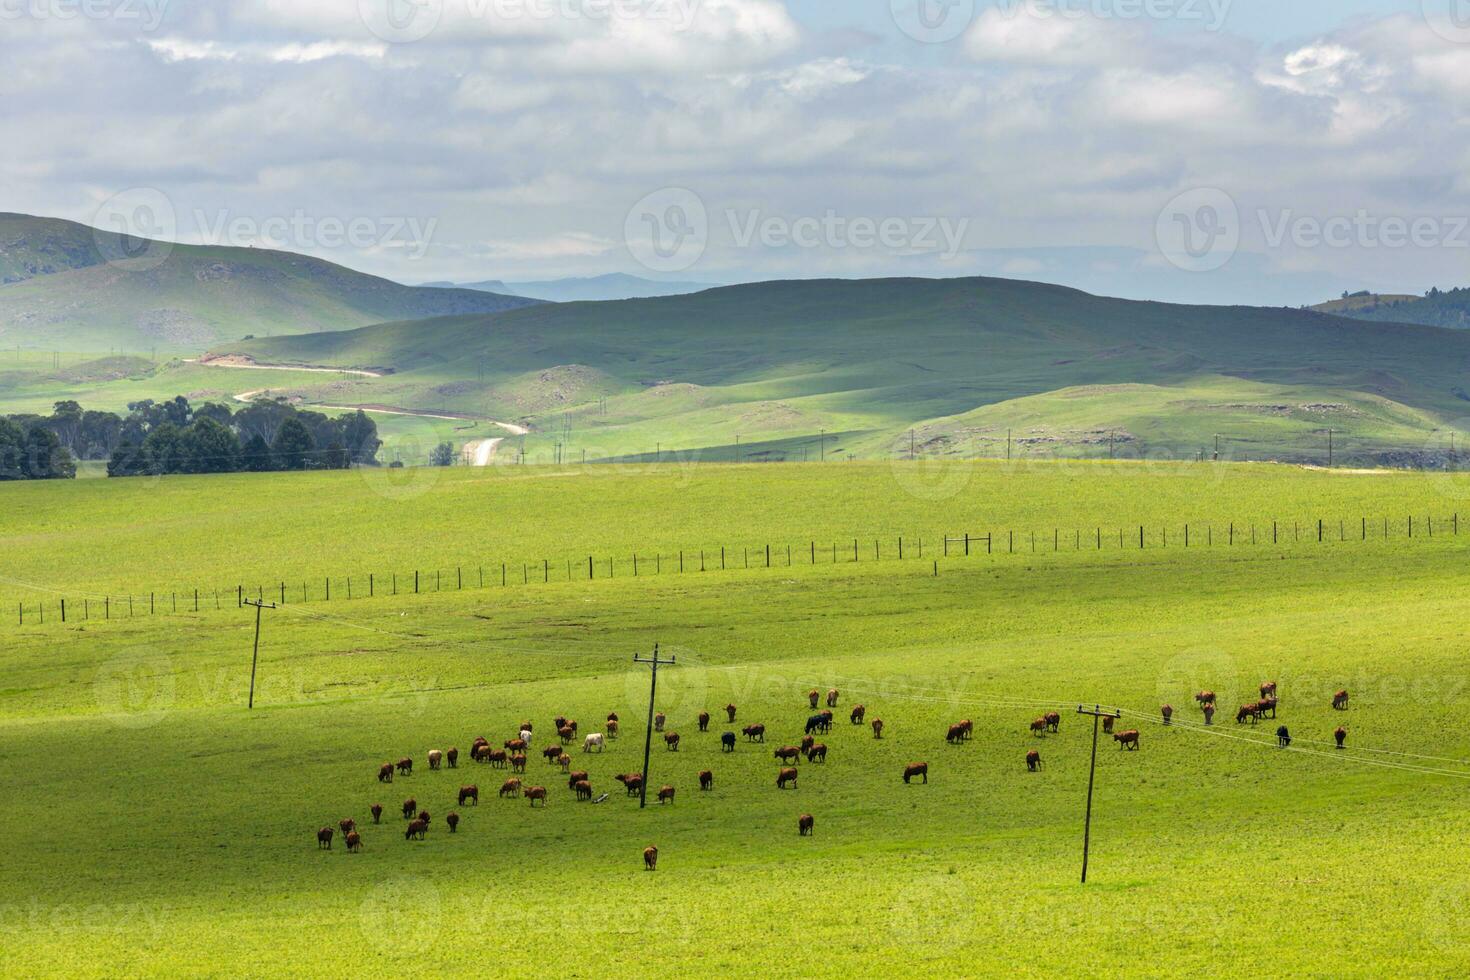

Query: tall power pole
[[633, 644, 676, 809], [244, 598, 277, 709], [1076, 704, 1123, 883]]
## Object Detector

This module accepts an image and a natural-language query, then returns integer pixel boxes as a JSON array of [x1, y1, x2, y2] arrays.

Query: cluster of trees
[[2, 396, 382, 479]]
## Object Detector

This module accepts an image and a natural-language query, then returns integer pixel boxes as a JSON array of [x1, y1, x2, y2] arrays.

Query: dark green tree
[[184, 418, 241, 473], [142, 422, 187, 475], [107, 440, 150, 477], [240, 433, 275, 472], [428, 441, 456, 466], [340, 410, 381, 464], [22, 426, 75, 479], [272, 417, 314, 471]]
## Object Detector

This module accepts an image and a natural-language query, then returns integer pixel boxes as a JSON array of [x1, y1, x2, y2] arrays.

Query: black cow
[[1277, 726, 1291, 748], [804, 715, 824, 735], [721, 732, 736, 752]]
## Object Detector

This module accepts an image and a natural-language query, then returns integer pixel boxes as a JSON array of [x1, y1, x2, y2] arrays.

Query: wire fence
[[9, 510, 1466, 630]]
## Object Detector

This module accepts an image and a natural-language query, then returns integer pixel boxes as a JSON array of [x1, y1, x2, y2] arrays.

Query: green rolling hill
[[1311, 288, 1470, 331], [0, 213, 538, 352], [208, 276, 1470, 466]]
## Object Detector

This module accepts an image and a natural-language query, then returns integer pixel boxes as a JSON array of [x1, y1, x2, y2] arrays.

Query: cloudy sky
[[4, 0, 1470, 304]]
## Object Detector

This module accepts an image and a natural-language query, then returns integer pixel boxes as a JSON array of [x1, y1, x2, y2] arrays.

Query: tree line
[[1, 396, 382, 480]]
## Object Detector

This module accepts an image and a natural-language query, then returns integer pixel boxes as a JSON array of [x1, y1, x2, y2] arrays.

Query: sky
[[3, 0, 1470, 305]]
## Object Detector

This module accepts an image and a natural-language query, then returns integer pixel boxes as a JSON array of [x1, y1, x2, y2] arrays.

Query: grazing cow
[[345, 830, 362, 852], [947, 724, 967, 744], [488, 750, 508, 769], [1202, 704, 1216, 726], [377, 763, 394, 784], [606, 720, 619, 738], [446, 747, 459, 769], [826, 689, 839, 708], [798, 813, 815, 836], [725, 704, 737, 723], [370, 803, 383, 824], [1113, 730, 1140, 750], [607, 712, 619, 723], [446, 812, 459, 833], [804, 715, 825, 736], [471, 744, 488, 763], [664, 732, 681, 752], [458, 785, 478, 806], [339, 818, 356, 835], [396, 757, 413, 777], [800, 735, 815, 754], [1161, 704, 1173, 726], [499, 779, 522, 798], [554, 716, 568, 731], [568, 770, 590, 790], [1277, 726, 1292, 748], [851, 705, 866, 725], [401, 798, 417, 820], [699, 770, 713, 791], [777, 767, 799, 789], [903, 762, 929, 785], [1335, 727, 1347, 749], [1029, 718, 1047, 737], [472, 736, 489, 751], [567, 720, 579, 736], [1236, 703, 1259, 725], [506, 739, 528, 755], [721, 732, 736, 752], [543, 745, 563, 764], [624, 775, 644, 796], [1196, 691, 1217, 707], [575, 780, 594, 801], [1026, 750, 1041, 772], [405, 819, 427, 841], [808, 690, 821, 709], [417, 810, 431, 826], [872, 719, 884, 739], [657, 785, 675, 804], [644, 845, 658, 871], [743, 724, 766, 742], [558, 754, 572, 772], [1333, 690, 1350, 710], [510, 754, 527, 774], [428, 749, 442, 771], [806, 743, 827, 764], [654, 712, 666, 733], [558, 726, 575, 744], [525, 786, 548, 807], [1261, 681, 1278, 699], [1042, 714, 1058, 735], [817, 710, 834, 732], [698, 712, 710, 733], [584, 733, 605, 753], [317, 827, 334, 850], [1257, 697, 1278, 720], [1102, 716, 1115, 735], [774, 746, 802, 765]]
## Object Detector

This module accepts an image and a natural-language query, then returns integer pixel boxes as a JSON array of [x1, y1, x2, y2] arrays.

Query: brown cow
[[506, 738, 528, 754], [1042, 714, 1058, 734], [654, 712, 666, 733], [1102, 716, 1115, 735], [624, 775, 644, 796], [1161, 704, 1173, 726], [542, 745, 562, 764], [317, 826, 334, 849], [446, 747, 459, 769], [808, 690, 821, 709], [1029, 718, 1047, 737], [657, 785, 675, 804], [428, 749, 442, 771], [1202, 704, 1216, 726], [1026, 750, 1041, 772], [554, 715, 568, 731], [499, 778, 522, 798], [606, 720, 619, 738], [346, 830, 362, 852], [806, 743, 827, 763], [1236, 703, 1259, 725], [1334, 726, 1347, 749], [872, 718, 884, 739], [396, 757, 413, 776], [370, 803, 383, 824], [558, 725, 575, 744], [377, 762, 394, 783], [488, 750, 508, 768], [774, 746, 801, 764], [404, 819, 427, 840], [1257, 697, 1278, 719], [698, 712, 710, 732], [401, 798, 417, 819], [446, 812, 459, 833], [458, 785, 478, 806], [558, 753, 572, 771], [575, 780, 593, 801], [510, 754, 527, 773], [725, 703, 737, 722], [800, 735, 815, 753], [798, 813, 815, 836], [1114, 730, 1140, 750], [947, 724, 966, 744], [339, 817, 356, 835], [851, 704, 866, 725], [525, 786, 548, 807], [777, 767, 799, 789], [1261, 681, 1278, 699], [417, 810, 431, 825], [664, 732, 681, 751], [903, 762, 929, 784], [743, 724, 766, 742], [1333, 690, 1350, 710], [607, 712, 619, 723], [644, 845, 658, 871], [698, 770, 713, 791], [1196, 690, 1217, 707], [826, 689, 839, 708]]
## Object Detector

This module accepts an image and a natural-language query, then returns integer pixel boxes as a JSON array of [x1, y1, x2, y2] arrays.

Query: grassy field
[[4, 461, 1470, 975]]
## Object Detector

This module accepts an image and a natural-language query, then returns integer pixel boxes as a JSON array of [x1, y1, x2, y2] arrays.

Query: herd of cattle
[[314, 682, 1355, 863]]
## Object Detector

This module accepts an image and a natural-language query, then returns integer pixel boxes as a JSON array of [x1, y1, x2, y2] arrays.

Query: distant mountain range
[[1311, 289, 1470, 330], [421, 272, 716, 303], [0, 213, 537, 352]]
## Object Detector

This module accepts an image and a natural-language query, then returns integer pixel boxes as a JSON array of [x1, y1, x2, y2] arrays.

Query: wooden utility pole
[[244, 599, 277, 709], [1077, 704, 1123, 884], [633, 644, 676, 809]]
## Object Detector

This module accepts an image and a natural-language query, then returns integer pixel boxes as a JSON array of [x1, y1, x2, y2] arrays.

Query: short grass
[[4, 463, 1470, 975]]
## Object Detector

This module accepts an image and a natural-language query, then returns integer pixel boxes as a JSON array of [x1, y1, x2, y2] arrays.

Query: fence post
[[415, 571, 419, 594], [194, 589, 198, 612], [61, 598, 66, 623], [326, 578, 330, 601], [238, 585, 242, 607], [766, 544, 771, 567], [370, 574, 374, 597]]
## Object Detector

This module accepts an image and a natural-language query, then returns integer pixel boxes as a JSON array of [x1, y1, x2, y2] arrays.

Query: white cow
[[520, 728, 533, 746], [583, 733, 605, 753]]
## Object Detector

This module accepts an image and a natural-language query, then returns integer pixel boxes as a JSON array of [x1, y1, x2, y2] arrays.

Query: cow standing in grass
[[1114, 730, 1140, 750], [1335, 727, 1348, 749], [798, 814, 814, 836], [903, 763, 928, 784], [1026, 750, 1041, 772], [317, 827, 334, 850]]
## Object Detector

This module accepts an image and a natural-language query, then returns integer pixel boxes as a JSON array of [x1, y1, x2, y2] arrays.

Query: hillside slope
[[1311, 288, 1470, 329], [210, 276, 1470, 465], [0, 213, 538, 351]]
